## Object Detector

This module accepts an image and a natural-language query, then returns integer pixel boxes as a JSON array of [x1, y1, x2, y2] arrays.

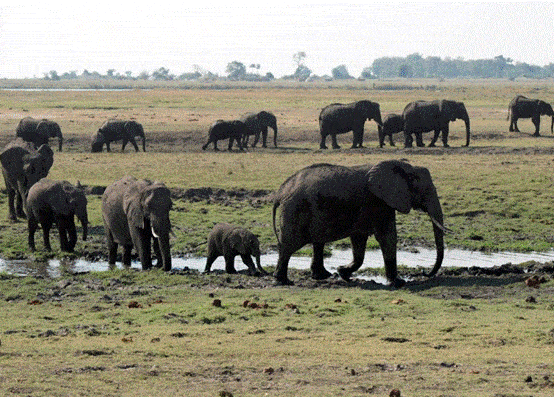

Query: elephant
[[16, 117, 63, 152], [0, 139, 54, 221], [91, 120, 146, 152], [507, 95, 554, 136], [102, 176, 172, 271], [318, 100, 382, 149], [402, 100, 470, 148], [241, 111, 278, 148], [204, 223, 267, 276], [272, 160, 447, 287], [202, 120, 246, 151], [26, 179, 88, 252], [378, 113, 404, 147]]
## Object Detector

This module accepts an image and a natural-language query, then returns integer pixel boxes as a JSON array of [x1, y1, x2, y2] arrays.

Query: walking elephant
[[241, 111, 278, 148], [102, 176, 172, 271], [319, 100, 382, 149], [26, 179, 88, 252], [507, 95, 554, 136], [379, 113, 404, 147], [91, 120, 146, 152], [0, 139, 54, 221], [402, 100, 470, 148], [16, 117, 63, 151], [204, 223, 267, 275], [272, 160, 447, 287], [202, 120, 246, 151]]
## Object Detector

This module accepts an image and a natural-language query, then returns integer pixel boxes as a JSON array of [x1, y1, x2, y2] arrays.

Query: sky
[[1, 1, 553, 79]]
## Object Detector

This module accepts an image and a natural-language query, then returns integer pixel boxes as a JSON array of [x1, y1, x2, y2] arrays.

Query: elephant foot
[[337, 266, 353, 282], [332, 145, 341, 150], [388, 278, 406, 289], [533, 133, 540, 137], [320, 145, 328, 150], [428, 142, 436, 147], [311, 268, 332, 280], [443, 143, 450, 148], [274, 276, 294, 286]]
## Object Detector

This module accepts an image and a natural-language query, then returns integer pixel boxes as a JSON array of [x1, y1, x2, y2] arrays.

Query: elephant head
[[258, 111, 278, 147], [65, 182, 88, 242], [537, 100, 554, 133], [441, 100, 470, 146], [91, 131, 105, 152], [37, 120, 63, 151], [356, 100, 383, 126], [126, 121, 146, 151]]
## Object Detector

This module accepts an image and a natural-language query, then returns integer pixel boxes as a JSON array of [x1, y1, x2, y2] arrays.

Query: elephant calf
[[379, 113, 404, 147], [91, 120, 146, 152], [241, 111, 278, 148], [202, 120, 246, 151], [507, 95, 554, 136], [204, 223, 267, 275], [16, 117, 63, 152]]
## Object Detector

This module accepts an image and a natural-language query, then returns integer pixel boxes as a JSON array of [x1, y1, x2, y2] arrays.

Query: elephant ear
[[123, 187, 145, 230], [50, 184, 74, 216], [367, 160, 413, 214], [228, 230, 245, 253]]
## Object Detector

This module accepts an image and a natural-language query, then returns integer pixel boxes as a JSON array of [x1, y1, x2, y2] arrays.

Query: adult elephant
[[0, 139, 54, 221], [402, 100, 470, 148], [26, 179, 88, 252], [379, 113, 404, 147], [202, 120, 246, 151], [16, 117, 63, 151], [319, 100, 382, 149], [102, 176, 173, 271], [91, 120, 146, 152], [272, 160, 447, 287], [507, 95, 554, 136], [241, 111, 278, 148]]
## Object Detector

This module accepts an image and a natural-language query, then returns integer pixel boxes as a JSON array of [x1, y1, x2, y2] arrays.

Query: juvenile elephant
[[241, 111, 278, 148], [379, 113, 404, 147], [319, 100, 382, 149], [91, 120, 146, 152], [272, 160, 447, 286], [0, 139, 54, 221], [402, 100, 470, 148], [16, 117, 63, 152], [102, 176, 172, 271], [507, 95, 554, 136], [204, 223, 267, 275], [26, 179, 88, 252], [202, 120, 246, 151]]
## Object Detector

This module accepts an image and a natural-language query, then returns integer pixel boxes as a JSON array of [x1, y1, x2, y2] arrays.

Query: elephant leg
[[204, 252, 219, 273], [134, 228, 152, 270], [227, 138, 234, 151], [107, 231, 118, 265], [15, 192, 25, 219], [319, 133, 328, 150], [513, 118, 520, 132], [337, 233, 368, 281], [106, 142, 111, 152], [28, 217, 38, 251], [373, 210, 404, 288], [274, 247, 295, 285], [42, 222, 53, 251], [129, 138, 139, 152], [123, 245, 133, 267], [240, 254, 259, 276], [415, 132, 425, 147], [311, 242, 332, 280], [224, 254, 237, 274], [441, 125, 450, 147], [7, 188, 17, 221], [235, 136, 244, 151], [243, 134, 251, 148], [64, 219, 77, 252], [261, 128, 268, 148], [429, 129, 440, 147], [509, 118, 514, 132], [252, 132, 260, 148], [152, 238, 162, 268], [403, 132, 413, 148], [331, 134, 341, 149], [532, 116, 540, 136]]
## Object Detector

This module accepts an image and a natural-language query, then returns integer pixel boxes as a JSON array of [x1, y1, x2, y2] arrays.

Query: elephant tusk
[[430, 216, 453, 234], [151, 227, 159, 238]]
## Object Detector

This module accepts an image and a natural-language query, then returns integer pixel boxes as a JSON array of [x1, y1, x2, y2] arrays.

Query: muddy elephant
[[272, 160, 447, 287], [26, 179, 88, 252], [379, 113, 404, 147], [204, 223, 267, 275], [16, 117, 63, 152], [402, 100, 470, 148], [102, 176, 172, 271], [0, 139, 54, 221], [202, 120, 246, 151], [91, 120, 146, 152], [318, 100, 382, 149], [507, 95, 554, 136], [241, 111, 278, 148]]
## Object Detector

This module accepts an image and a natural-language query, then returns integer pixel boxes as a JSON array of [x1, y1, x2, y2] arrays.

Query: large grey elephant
[[16, 117, 63, 152], [91, 120, 146, 152], [204, 223, 267, 275], [319, 100, 382, 149], [272, 160, 447, 287], [378, 113, 404, 147], [402, 100, 470, 148], [507, 95, 554, 136], [202, 120, 246, 151], [26, 179, 88, 252], [102, 176, 172, 271], [241, 111, 278, 148], [0, 139, 54, 221]]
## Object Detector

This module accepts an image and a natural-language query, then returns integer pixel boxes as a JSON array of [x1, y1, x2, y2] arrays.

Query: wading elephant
[[272, 160, 447, 287], [26, 179, 88, 252], [319, 100, 382, 149], [402, 100, 470, 148], [241, 111, 278, 148], [379, 113, 404, 147], [16, 117, 63, 152], [102, 176, 172, 271], [204, 223, 267, 275], [202, 120, 246, 151], [91, 120, 146, 152], [507, 95, 554, 136], [0, 139, 54, 221]]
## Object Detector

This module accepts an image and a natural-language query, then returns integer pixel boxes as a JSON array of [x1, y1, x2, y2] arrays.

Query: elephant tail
[[272, 199, 281, 247]]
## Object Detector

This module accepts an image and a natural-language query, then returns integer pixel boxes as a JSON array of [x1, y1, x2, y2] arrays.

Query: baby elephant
[[205, 223, 267, 275], [202, 120, 246, 151]]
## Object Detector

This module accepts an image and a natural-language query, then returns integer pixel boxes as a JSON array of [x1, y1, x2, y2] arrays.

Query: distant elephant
[[241, 111, 278, 148], [507, 95, 554, 136], [272, 160, 447, 286], [26, 179, 88, 252], [202, 120, 246, 151], [0, 139, 54, 221], [91, 120, 146, 152], [318, 100, 382, 149], [379, 113, 404, 147], [16, 117, 63, 152], [204, 223, 267, 275], [102, 176, 172, 271], [402, 100, 470, 148]]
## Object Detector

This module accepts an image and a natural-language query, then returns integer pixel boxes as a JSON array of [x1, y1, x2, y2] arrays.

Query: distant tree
[[292, 65, 312, 81], [138, 71, 150, 80], [293, 51, 307, 68], [179, 71, 202, 80], [61, 70, 78, 79], [226, 61, 246, 80], [106, 69, 116, 79], [360, 67, 374, 79], [152, 67, 174, 80], [44, 70, 60, 81], [398, 64, 414, 78], [331, 65, 353, 80]]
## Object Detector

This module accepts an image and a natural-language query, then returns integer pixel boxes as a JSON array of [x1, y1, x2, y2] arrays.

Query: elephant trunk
[[463, 116, 471, 147], [79, 214, 88, 241], [551, 116, 553, 134], [374, 111, 383, 127], [273, 124, 278, 147], [58, 136, 63, 152], [142, 134, 146, 152], [423, 194, 445, 278]]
